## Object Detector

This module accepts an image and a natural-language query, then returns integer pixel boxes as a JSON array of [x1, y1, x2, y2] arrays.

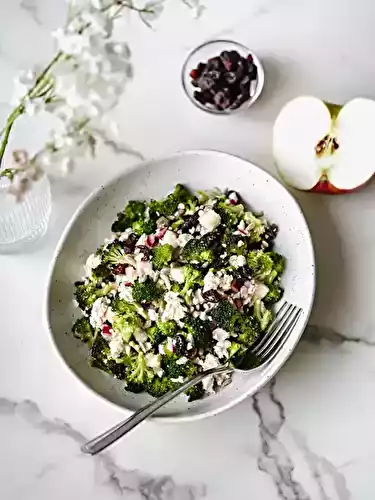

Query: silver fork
[[81, 301, 302, 455]]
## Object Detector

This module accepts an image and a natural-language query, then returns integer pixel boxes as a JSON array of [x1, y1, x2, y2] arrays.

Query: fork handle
[[81, 365, 231, 455]]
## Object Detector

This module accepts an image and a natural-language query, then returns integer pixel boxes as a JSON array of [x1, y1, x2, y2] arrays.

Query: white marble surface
[[2, 0, 375, 498]]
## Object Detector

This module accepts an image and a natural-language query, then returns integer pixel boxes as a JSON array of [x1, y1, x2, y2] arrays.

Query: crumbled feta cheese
[[177, 233, 193, 248], [171, 376, 185, 384], [134, 330, 148, 344], [118, 284, 134, 303], [203, 270, 221, 292], [161, 292, 187, 322], [213, 328, 230, 342], [214, 340, 231, 359], [199, 209, 221, 232], [238, 240, 244, 247], [84, 253, 101, 276], [159, 268, 171, 289], [118, 229, 134, 241], [178, 203, 185, 210], [158, 344, 165, 355], [238, 220, 246, 231], [199, 311, 208, 320], [136, 260, 155, 282], [176, 356, 188, 365], [104, 235, 116, 245], [189, 227, 195, 234], [145, 352, 161, 369], [229, 255, 246, 268], [170, 267, 185, 284], [219, 272, 233, 291], [203, 270, 233, 292], [90, 298, 113, 329], [109, 330, 124, 359], [148, 308, 159, 323], [200, 353, 221, 371], [161, 230, 178, 248]]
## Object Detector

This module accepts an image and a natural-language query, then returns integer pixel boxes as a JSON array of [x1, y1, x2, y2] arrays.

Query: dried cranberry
[[202, 289, 222, 302], [174, 335, 187, 356], [135, 245, 150, 260], [113, 264, 126, 275], [186, 347, 198, 359], [233, 298, 243, 311], [190, 68, 199, 79], [181, 212, 199, 232], [231, 281, 241, 292], [122, 244, 134, 254]]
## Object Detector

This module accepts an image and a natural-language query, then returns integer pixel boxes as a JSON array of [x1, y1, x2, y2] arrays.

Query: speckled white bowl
[[45, 151, 315, 422]]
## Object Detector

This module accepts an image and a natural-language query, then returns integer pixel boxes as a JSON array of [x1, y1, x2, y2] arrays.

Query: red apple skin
[[309, 174, 370, 194]]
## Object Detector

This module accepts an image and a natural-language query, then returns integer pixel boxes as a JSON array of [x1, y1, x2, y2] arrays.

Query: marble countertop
[[2, 0, 375, 498]]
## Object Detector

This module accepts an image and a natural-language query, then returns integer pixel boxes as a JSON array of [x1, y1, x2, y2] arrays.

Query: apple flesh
[[273, 96, 375, 193]]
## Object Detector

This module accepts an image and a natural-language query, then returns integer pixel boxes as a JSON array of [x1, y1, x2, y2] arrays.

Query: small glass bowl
[[181, 39, 265, 115]]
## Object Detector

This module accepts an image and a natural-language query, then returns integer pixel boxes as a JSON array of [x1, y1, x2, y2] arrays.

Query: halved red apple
[[273, 96, 375, 193]]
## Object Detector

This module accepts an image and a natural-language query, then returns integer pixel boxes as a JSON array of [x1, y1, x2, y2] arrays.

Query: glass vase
[[0, 174, 51, 253]]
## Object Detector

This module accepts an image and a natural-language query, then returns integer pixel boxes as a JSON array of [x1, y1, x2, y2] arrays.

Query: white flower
[[53, 28, 90, 55]]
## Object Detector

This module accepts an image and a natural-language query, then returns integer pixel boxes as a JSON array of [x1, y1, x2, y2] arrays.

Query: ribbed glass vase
[[0, 175, 51, 253]]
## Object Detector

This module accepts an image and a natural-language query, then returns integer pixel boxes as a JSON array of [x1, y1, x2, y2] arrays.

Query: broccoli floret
[[72, 317, 94, 344], [74, 281, 113, 311], [125, 381, 145, 393], [152, 244, 174, 269], [230, 348, 261, 370], [125, 351, 155, 387], [244, 212, 267, 243], [181, 237, 215, 264], [185, 382, 205, 402], [217, 201, 245, 227], [235, 315, 261, 346], [264, 284, 284, 304], [254, 299, 273, 331], [157, 320, 177, 337], [88, 333, 111, 372], [132, 218, 156, 235], [162, 355, 199, 379], [227, 341, 247, 358], [147, 326, 165, 346], [112, 312, 142, 343], [247, 250, 285, 283], [180, 265, 203, 304], [102, 242, 129, 266], [211, 300, 239, 332], [91, 263, 113, 282], [106, 359, 126, 379], [111, 297, 148, 319], [149, 184, 196, 217], [223, 233, 248, 257], [111, 200, 146, 233], [184, 317, 212, 349], [146, 377, 177, 398], [270, 252, 285, 275], [247, 250, 274, 280], [132, 278, 162, 303]]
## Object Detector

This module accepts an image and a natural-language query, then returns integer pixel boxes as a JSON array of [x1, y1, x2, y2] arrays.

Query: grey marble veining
[[0, 398, 206, 500]]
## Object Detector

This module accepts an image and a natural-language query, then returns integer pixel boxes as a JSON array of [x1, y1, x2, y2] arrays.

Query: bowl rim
[[181, 39, 265, 115], [44, 150, 315, 423]]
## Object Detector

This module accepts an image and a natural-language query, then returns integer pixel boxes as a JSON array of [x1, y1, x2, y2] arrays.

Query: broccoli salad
[[72, 185, 285, 401]]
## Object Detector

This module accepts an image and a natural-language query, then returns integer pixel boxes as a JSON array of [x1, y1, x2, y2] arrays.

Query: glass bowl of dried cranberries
[[182, 40, 264, 114]]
